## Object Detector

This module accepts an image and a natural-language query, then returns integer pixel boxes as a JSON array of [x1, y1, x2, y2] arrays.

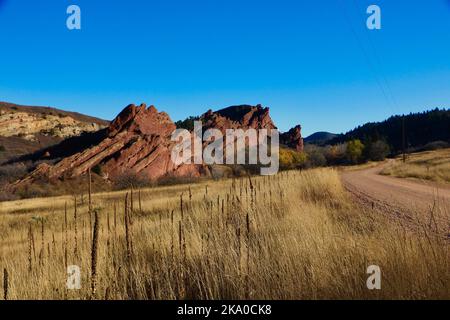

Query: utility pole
[[402, 115, 406, 163]]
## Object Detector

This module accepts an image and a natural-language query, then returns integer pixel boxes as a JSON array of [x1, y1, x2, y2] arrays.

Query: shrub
[[346, 139, 365, 164], [16, 183, 52, 199], [156, 174, 202, 187], [231, 165, 248, 177], [0, 163, 28, 185], [304, 145, 327, 168], [175, 116, 200, 131], [367, 140, 390, 161], [113, 171, 151, 190], [0, 145, 5, 152], [210, 165, 234, 180], [92, 164, 102, 176], [423, 141, 449, 151], [0, 190, 18, 201], [279, 147, 307, 170], [325, 144, 347, 165]]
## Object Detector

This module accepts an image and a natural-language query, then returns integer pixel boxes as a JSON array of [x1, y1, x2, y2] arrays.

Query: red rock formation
[[200, 104, 277, 132], [11, 103, 303, 189], [198, 104, 279, 159], [12, 104, 207, 187], [280, 125, 304, 152]]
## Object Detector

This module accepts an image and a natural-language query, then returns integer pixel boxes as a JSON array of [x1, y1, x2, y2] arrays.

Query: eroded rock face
[[200, 104, 277, 132], [0, 110, 105, 141], [196, 104, 280, 160], [280, 125, 304, 152]]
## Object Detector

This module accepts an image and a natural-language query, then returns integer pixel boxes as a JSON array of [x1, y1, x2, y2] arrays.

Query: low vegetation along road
[[341, 162, 450, 236]]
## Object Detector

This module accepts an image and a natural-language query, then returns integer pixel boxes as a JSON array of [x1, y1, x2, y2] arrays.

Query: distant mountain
[[304, 132, 339, 145], [330, 108, 450, 153]]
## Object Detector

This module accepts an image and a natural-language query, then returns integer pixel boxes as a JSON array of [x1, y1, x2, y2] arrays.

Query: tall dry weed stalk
[[28, 223, 33, 272], [88, 168, 93, 233], [3, 268, 8, 300], [74, 196, 78, 257], [124, 193, 132, 261], [113, 202, 117, 241], [180, 194, 184, 220], [130, 186, 134, 213], [138, 189, 142, 212], [64, 201, 68, 240], [91, 210, 99, 298], [39, 219, 45, 266]]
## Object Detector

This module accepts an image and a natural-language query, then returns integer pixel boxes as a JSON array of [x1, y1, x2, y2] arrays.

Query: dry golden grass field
[[381, 148, 450, 184], [0, 168, 449, 300]]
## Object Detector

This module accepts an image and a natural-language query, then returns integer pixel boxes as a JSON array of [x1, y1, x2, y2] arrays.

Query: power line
[[336, 0, 396, 115], [351, 0, 401, 113], [350, 0, 408, 160], [337, 0, 407, 160]]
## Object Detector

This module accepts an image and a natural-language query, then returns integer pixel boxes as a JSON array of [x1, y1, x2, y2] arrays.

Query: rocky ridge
[[200, 104, 277, 132], [10, 103, 303, 188], [0, 110, 104, 141], [0, 102, 109, 164]]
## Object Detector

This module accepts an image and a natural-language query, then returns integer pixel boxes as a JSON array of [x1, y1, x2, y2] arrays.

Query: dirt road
[[341, 163, 450, 235]]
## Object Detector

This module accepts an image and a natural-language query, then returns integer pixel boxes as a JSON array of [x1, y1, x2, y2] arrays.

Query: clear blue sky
[[0, 0, 449, 136]]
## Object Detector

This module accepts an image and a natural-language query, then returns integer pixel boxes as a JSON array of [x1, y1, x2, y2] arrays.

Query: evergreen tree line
[[330, 108, 450, 155]]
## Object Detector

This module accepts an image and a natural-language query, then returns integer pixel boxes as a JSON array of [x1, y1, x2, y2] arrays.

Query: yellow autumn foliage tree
[[279, 147, 307, 169]]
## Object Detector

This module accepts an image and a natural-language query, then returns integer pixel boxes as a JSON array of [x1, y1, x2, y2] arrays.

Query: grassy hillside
[[0, 169, 448, 299], [381, 148, 450, 184]]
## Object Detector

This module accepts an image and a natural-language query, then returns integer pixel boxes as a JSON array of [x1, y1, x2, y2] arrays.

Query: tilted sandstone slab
[[11, 104, 206, 189]]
